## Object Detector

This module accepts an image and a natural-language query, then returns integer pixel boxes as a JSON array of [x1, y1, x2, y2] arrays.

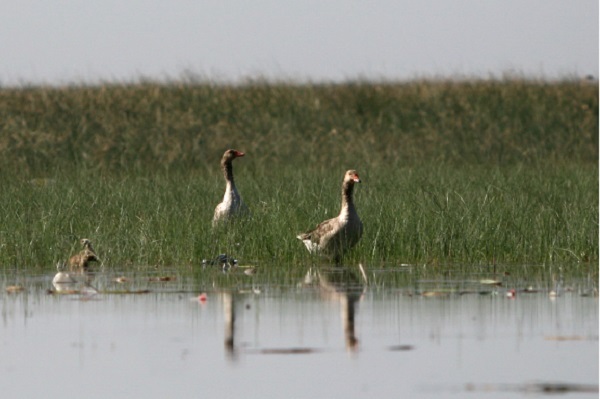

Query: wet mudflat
[[1, 267, 598, 399]]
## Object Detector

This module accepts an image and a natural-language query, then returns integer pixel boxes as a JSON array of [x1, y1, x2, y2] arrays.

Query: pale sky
[[1, 0, 598, 85]]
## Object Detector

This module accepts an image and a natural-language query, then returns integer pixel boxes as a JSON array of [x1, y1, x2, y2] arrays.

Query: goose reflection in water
[[222, 292, 237, 361], [221, 264, 366, 360], [304, 264, 366, 352]]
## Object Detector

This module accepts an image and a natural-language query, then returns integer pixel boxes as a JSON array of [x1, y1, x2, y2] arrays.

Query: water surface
[[1, 266, 597, 398]]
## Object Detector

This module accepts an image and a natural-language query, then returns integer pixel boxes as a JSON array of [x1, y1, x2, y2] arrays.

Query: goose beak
[[234, 151, 245, 157]]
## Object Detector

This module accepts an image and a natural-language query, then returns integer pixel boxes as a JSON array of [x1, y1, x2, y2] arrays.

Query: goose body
[[297, 170, 363, 263], [68, 238, 98, 272], [213, 149, 249, 226]]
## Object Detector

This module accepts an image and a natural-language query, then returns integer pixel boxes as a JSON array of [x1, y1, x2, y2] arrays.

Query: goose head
[[344, 170, 361, 184], [222, 149, 245, 163]]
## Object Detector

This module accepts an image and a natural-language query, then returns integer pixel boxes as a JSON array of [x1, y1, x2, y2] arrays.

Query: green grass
[[0, 163, 596, 273], [0, 78, 596, 174], [0, 79, 597, 277]]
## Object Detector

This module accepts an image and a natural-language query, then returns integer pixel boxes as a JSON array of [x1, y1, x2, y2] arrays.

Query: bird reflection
[[304, 264, 366, 352], [220, 265, 365, 360], [222, 291, 237, 361]]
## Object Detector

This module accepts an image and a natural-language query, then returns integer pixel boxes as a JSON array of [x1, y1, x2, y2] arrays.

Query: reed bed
[[0, 79, 597, 275]]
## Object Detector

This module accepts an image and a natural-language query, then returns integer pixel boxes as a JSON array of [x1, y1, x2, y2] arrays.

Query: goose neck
[[341, 181, 355, 210], [222, 161, 234, 183]]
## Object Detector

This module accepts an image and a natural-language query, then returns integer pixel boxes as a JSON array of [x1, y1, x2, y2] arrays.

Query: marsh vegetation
[[0, 79, 597, 275]]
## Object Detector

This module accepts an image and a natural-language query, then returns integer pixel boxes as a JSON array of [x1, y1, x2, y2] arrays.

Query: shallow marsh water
[[1, 265, 598, 398]]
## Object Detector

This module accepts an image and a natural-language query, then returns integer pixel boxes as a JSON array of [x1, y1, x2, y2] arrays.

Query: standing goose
[[68, 238, 99, 273], [297, 170, 363, 263], [213, 149, 249, 226]]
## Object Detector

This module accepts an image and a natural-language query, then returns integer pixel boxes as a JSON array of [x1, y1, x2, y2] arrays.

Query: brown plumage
[[213, 149, 249, 226], [297, 170, 363, 263], [68, 238, 99, 272]]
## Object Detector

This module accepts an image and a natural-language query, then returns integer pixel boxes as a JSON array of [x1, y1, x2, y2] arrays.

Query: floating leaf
[[480, 279, 502, 286], [421, 291, 448, 297]]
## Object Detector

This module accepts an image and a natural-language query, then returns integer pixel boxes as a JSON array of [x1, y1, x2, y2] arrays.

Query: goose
[[68, 238, 99, 272], [213, 149, 249, 226], [297, 170, 363, 263]]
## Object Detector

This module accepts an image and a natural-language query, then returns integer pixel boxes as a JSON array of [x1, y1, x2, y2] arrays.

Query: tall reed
[[0, 79, 596, 273]]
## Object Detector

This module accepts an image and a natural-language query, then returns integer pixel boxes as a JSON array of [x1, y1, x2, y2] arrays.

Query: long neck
[[222, 160, 234, 184], [340, 180, 355, 214], [221, 160, 240, 203]]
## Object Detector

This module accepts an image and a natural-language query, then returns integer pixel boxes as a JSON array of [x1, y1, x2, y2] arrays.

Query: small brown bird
[[68, 238, 99, 272], [297, 170, 363, 263], [213, 149, 250, 226]]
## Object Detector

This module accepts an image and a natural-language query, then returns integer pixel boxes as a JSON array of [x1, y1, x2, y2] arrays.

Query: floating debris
[[421, 291, 449, 298], [99, 289, 151, 295], [257, 348, 320, 355], [544, 335, 593, 341], [506, 289, 516, 298], [388, 345, 415, 351], [480, 279, 502, 286], [47, 288, 77, 295], [50, 287, 151, 296], [5, 285, 25, 293], [148, 276, 176, 282], [114, 276, 131, 283], [523, 286, 540, 293], [464, 382, 598, 395], [198, 293, 208, 303]]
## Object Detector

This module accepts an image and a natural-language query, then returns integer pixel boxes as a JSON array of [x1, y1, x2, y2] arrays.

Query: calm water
[[1, 266, 598, 399]]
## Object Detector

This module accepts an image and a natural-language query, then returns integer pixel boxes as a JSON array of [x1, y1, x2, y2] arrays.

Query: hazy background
[[1, 0, 598, 85]]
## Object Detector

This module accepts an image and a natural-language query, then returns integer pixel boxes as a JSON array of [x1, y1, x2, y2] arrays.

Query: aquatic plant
[[0, 79, 596, 272]]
